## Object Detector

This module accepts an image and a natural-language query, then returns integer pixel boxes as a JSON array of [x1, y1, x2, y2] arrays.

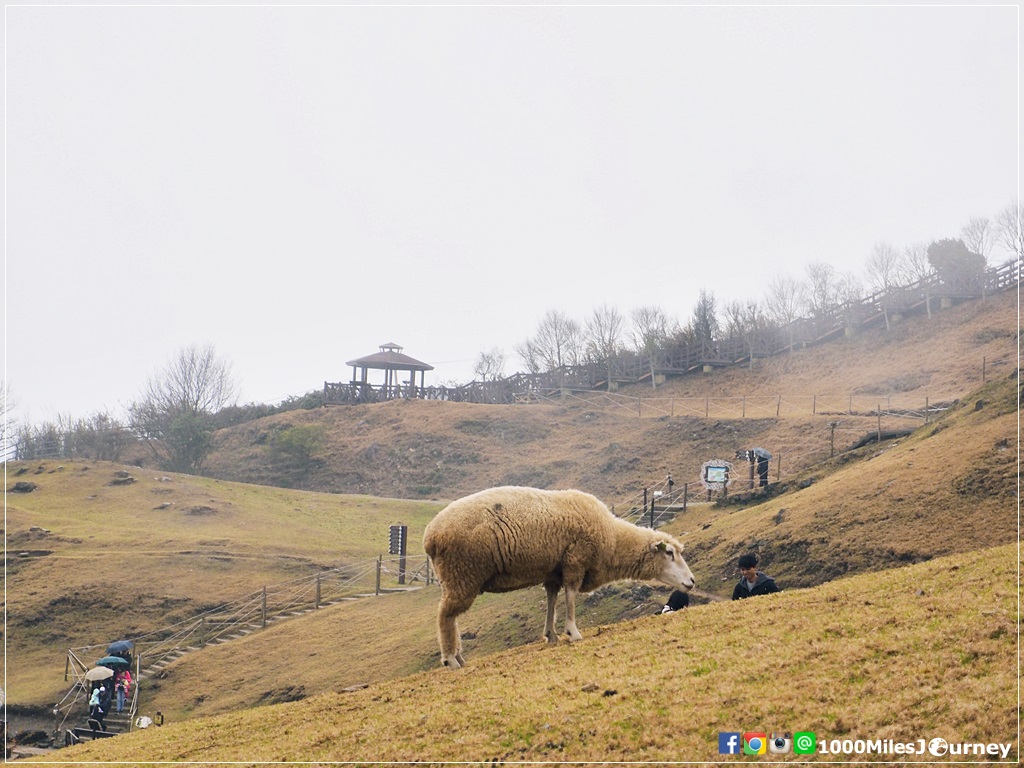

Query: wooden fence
[[324, 258, 1020, 406], [62, 555, 430, 702]]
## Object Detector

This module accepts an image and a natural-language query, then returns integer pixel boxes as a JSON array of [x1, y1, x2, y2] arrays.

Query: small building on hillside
[[324, 343, 434, 404]]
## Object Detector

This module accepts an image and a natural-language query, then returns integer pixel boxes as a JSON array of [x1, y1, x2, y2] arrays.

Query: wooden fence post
[[776, 395, 781, 417], [925, 396, 930, 424], [812, 395, 816, 415], [682, 482, 688, 512], [261, 587, 267, 629], [375, 555, 382, 596], [877, 406, 882, 444], [315, 573, 321, 609]]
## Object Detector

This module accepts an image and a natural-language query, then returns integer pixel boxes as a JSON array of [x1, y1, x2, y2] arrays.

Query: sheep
[[422, 485, 695, 669]]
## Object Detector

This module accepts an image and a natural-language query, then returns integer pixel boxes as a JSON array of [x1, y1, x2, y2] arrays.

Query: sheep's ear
[[651, 541, 667, 554]]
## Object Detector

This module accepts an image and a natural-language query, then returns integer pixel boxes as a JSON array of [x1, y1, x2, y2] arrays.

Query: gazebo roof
[[346, 343, 434, 372]]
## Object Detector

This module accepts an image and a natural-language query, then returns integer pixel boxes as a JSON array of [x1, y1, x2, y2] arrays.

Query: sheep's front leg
[[544, 582, 560, 644], [563, 585, 584, 642]]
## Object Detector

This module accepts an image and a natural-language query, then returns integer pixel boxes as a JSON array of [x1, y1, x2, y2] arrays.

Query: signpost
[[700, 459, 733, 500], [388, 524, 407, 585]]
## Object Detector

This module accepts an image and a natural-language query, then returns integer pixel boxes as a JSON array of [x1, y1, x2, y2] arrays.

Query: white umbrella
[[85, 667, 114, 681]]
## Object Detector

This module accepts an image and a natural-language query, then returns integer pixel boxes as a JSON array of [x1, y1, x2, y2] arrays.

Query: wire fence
[[530, 388, 980, 421]]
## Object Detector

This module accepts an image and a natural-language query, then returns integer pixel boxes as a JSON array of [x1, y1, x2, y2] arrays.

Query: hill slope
[[4, 468, 442, 707], [202, 290, 1017, 501], [114, 373, 1020, 725], [6, 354, 1017, 718], [5, 289, 1017, 744], [44, 544, 1018, 763], [676, 372, 1018, 594]]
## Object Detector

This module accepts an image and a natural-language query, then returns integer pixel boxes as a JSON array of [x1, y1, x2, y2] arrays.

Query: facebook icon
[[718, 732, 742, 754]]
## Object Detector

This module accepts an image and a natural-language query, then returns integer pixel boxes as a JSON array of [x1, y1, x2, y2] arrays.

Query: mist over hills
[[5, 288, 1018, 761]]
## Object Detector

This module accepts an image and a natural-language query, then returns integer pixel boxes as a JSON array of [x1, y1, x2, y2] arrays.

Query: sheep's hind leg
[[437, 591, 474, 669], [543, 582, 560, 644], [563, 585, 584, 642]]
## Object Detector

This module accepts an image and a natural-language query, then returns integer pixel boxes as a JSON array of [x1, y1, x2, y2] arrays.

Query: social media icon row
[[718, 731, 817, 755]]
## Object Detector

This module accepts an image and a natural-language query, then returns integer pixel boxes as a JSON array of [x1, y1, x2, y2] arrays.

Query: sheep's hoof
[[442, 655, 463, 669], [455, 652, 466, 666], [545, 633, 559, 645], [567, 632, 583, 642]]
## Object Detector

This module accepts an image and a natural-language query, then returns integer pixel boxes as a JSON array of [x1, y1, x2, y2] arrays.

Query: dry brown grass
[[141, 578, 662, 723], [4, 467, 442, 706], [40, 543, 1018, 764], [673, 374, 1019, 596], [202, 290, 1018, 502], [6, 288, 1018, 760], [96, 374, 1021, 730]]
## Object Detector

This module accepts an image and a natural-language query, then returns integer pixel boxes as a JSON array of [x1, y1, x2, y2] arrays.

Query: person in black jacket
[[732, 553, 780, 600], [662, 589, 690, 613]]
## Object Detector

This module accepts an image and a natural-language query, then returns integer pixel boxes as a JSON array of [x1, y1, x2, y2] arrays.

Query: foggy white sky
[[4, 2, 1018, 425]]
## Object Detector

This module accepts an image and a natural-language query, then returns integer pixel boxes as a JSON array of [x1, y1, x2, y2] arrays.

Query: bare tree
[[836, 272, 863, 306], [724, 299, 770, 367], [994, 201, 1023, 261], [514, 310, 584, 374], [585, 304, 625, 391], [960, 217, 993, 264], [765, 275, 804, 352], [865, 242, 903, 292], [127, 344, 239, 473], [866, 242, 904, 330], [513, 338, 543, 374], [630, 306, 675, 388], [803, 263, 844, 321], [901, 241, 935, 317], [473, 347, 507, 382]]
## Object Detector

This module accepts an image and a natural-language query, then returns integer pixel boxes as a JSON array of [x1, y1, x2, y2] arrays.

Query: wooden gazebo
[[343, 342, 434, 401]]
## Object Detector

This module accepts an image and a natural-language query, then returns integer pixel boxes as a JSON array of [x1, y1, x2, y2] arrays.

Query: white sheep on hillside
[[422, 485, 695, 669]]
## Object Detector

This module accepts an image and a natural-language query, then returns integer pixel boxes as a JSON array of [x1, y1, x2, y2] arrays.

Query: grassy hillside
[[140, 579, 665, 723], [42, 544, 1018, 763], [6, 369, 1017, 718], [674, 372, 1019, 596], [202, 289, 1017, 501], [95, 373, 1020, 727], [4, 466, 441, 707], [5, 288, 1017, 756]]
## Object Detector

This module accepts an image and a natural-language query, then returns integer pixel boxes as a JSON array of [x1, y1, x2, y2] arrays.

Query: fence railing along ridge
[[66, 554, 431, 679]]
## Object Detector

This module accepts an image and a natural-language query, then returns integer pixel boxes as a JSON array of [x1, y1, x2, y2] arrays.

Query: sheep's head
[[650, 538, 695, 591]]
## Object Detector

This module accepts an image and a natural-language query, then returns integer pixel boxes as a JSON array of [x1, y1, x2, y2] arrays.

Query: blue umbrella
[[97, 655, 130, 668], [106, 640, 134, 655]]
